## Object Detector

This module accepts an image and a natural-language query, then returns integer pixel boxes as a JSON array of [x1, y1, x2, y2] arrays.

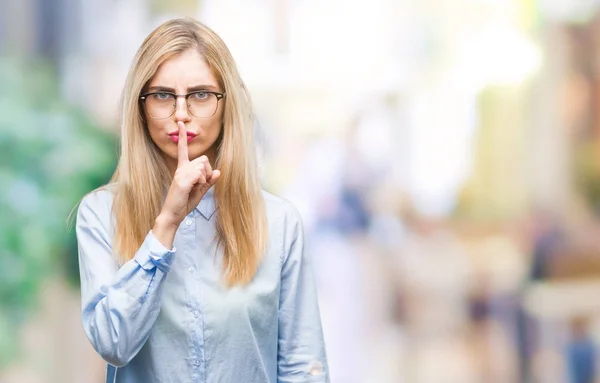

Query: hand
[[153, 121, 221, 247]]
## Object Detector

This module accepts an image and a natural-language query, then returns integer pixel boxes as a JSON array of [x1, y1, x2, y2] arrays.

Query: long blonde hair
[[112, 18, 266, 286]]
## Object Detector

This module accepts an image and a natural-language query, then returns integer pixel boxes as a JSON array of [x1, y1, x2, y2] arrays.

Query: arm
[[76, 190, 175, 367], [278, 206, 330, 383]]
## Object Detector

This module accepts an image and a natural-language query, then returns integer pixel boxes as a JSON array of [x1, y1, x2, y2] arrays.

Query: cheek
[[147, 122, 165, 143], [203, 114, 224, 140], [212, 107, 225, 137], [146, 122, 175, 155]]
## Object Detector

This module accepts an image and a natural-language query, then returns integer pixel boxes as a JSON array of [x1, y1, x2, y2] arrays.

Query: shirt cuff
[[134, 230, 176, 273]]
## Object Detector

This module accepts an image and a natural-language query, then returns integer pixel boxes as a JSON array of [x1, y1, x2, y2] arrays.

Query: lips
[[168, 131, 197, 143]]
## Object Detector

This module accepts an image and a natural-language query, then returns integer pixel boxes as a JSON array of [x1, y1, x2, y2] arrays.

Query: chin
[[189, 150, 208, 160]]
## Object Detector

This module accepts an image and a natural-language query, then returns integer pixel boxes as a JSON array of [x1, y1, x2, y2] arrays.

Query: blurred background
[[3, 0, 600, 382]]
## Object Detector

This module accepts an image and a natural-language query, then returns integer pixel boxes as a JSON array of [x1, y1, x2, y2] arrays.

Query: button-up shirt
[[76, 186, 329, 383]]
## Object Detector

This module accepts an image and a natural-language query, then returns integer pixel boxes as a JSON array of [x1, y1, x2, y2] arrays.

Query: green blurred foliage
[[0, 58, 117, 367]]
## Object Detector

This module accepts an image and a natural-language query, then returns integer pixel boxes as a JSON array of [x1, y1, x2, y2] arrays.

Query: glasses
[[140, 90, 226, 119]]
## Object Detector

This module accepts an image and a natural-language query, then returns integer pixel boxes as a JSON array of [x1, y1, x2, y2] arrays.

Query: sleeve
[[76, 190, 175, 367], [277, 205, 330, 383]]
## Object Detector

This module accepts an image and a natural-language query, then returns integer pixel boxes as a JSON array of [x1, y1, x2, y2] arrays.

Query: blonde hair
[[112, 18, 267, 286]]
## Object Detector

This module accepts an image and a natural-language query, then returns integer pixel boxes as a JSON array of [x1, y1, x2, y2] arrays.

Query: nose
[[174, 96, 191, 122]]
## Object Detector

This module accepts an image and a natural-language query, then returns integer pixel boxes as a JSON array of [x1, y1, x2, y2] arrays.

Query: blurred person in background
[[567, 317, 596, 383], [75, 18, 328, 383], [392, 203, 474, 382]]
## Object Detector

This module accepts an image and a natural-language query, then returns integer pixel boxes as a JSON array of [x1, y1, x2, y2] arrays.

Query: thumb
[[208, 169, 221, 186]]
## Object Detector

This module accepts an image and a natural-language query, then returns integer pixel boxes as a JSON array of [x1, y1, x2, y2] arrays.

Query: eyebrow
[[147, 84, 221, 93]]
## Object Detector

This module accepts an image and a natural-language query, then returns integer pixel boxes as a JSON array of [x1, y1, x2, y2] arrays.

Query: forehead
[[150, 49, 218, 87]]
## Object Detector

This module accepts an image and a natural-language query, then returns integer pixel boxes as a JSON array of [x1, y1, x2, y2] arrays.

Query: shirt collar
[[195, 186, 217, 220]]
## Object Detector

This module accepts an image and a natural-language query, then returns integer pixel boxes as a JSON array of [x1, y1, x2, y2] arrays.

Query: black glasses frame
[[139, 90, 226, 119]]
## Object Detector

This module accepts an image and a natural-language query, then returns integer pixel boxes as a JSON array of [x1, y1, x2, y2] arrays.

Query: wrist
[[155, 212, 179, 230], [152, 214, 179, 249]]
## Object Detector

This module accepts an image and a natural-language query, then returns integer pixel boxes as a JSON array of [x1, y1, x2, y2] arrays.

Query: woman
[[76, 18, 329, 383]]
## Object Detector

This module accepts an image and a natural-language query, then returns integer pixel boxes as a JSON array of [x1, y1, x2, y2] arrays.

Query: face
[[143, 49, 224, 172]]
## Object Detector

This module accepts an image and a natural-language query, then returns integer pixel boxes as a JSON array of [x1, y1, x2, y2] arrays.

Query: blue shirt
[[76, 187, 329, 383]]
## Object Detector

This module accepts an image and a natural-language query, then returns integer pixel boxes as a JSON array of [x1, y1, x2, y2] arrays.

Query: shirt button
[[188, 266, 195, 273], [193, 310, 200, 318], [185, 219, 193, 225], [309, 361, 324, 376]]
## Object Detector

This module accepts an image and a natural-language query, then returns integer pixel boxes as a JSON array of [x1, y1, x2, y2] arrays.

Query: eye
[[152, 92, 173, 101], [190, 91, 209, 100]]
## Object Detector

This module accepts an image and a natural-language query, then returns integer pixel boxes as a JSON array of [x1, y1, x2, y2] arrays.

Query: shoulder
[[261, 190, 305, 265], [80, 184, 115, 210], [77, 184, 116, 226], [261, 189, 303, 227]]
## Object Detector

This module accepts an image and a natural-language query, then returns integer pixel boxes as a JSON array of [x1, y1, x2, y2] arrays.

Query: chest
[[159, 216, 282, 331]]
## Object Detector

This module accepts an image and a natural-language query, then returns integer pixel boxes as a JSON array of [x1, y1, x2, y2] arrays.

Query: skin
[[146, 49, 224, 248], [146, 48, 224, 172]]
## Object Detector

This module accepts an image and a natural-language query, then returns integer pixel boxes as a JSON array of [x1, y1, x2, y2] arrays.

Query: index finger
[[177, 121, 189, 166]]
